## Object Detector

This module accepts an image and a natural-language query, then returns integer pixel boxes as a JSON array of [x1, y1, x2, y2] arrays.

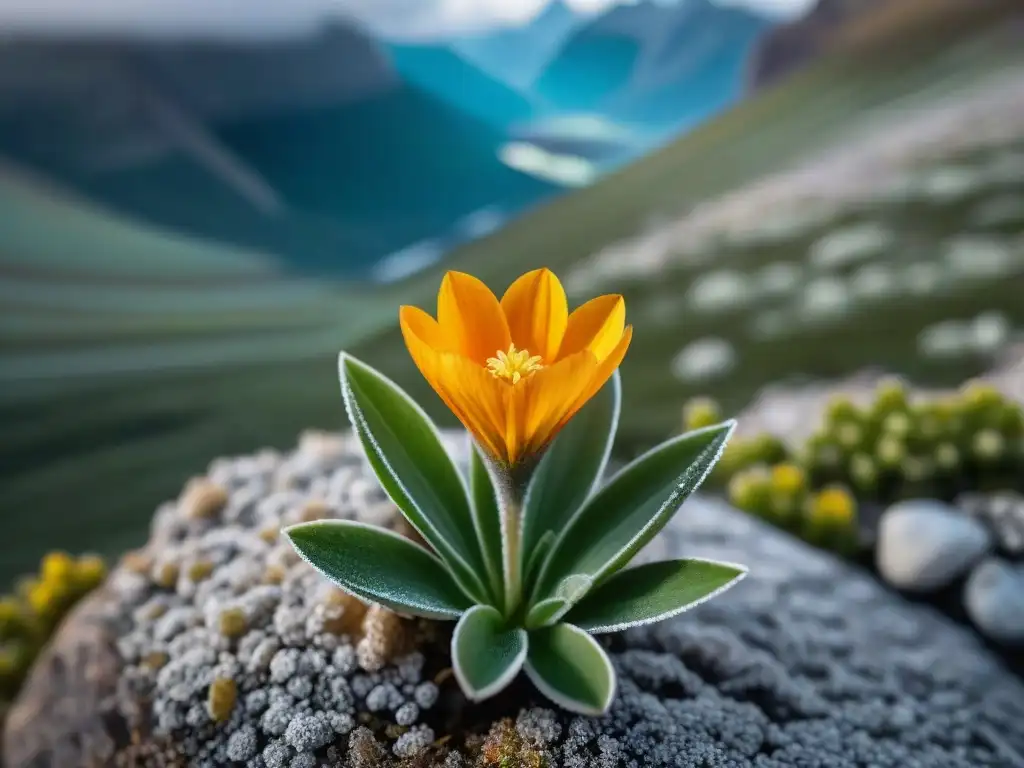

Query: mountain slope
[[0, 28, 556, 278], [452, 0, 583, 91], [386, 43, 538, 129], [535, 0, 771, 130]]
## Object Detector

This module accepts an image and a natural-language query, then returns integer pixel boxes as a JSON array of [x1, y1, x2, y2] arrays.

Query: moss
[[477, 719, 546, 768], [207, 676, 237, 723], [692, 378, 1024, 556], [1, 551, 108, 706], [683, 397, 723, 431]]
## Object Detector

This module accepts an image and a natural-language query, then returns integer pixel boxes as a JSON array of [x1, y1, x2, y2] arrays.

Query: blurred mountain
[[534, 0, 771, 131], [746, 0, 881, 90], [386, 43, 538, 129], [451, 0, 583, 92], [0, 26, 556, 278], [746, 0, 1021, 92]]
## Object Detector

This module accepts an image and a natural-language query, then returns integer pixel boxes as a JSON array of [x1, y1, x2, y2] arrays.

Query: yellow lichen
[[40, 551, 75, 583], [152, 561, 180, 590], [73, 554, 107, 590], [186, 559, 215, 582], [207, 677, 237, 723], [218, 607, 248, 639]]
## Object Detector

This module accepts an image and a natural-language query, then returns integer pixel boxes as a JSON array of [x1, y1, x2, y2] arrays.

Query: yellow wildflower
[[400, 269, 631, 466]]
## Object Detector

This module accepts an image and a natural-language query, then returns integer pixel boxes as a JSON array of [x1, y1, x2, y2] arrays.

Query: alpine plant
[[286, 268, 746, 715]]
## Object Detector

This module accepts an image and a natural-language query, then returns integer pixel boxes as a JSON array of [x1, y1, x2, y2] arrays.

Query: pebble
[[964, 558, 1024, 646], [876, 499, 992, 591]]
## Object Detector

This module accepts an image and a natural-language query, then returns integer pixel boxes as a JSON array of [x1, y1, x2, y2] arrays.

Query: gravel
[[6, 428, 1024, 767]]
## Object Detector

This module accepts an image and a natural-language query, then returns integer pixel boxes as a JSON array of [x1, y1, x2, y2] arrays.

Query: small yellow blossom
[[809, 486, 856, 525], [400, 269, 631, 466]]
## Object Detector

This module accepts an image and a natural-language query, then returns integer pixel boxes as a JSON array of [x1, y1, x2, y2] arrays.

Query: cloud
[[0, 0, 812, 40]]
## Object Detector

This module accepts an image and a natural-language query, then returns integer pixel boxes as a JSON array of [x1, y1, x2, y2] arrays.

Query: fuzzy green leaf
[[452, 605, 528, 701], [526, 623, 616, 716], [525, 574, 592, 629], [524, 530, 556, 589], [521, 373, 620, 584], [285, 520, 472, 620], [339, 353, 488, 603], [468, 443, 505, 607], [535, 422, 735, 600], [565, 558, 747, 633]]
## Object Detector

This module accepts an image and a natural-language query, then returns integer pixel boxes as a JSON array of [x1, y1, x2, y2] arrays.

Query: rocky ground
[[6, 428, 1024, 767], [728, 351, 1024, 654]]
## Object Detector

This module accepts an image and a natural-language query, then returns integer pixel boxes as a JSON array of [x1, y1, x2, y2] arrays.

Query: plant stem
[[496, 459, 536, 620], [503, 499, 522, 619]]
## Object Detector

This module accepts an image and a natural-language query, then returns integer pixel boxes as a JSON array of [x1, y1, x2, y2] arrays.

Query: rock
[[877, 499, 993, 592], [965, 558, 1024, 645], [6, 432, 1024, 767], [959, 492, 1024, 557], [2, 589, 122, 766]]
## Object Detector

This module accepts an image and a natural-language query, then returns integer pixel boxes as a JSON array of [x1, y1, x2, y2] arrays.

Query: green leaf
[[525, 574, 592, 629], [468, 443, 505, 607], [285, 520, 472, 620], [565, 558, 747, 633], [524, 530, 556, 588], [339, 353, 488, 603], [521, 373, 620, 581], [526, 623, 616, 716], [535, 422, 735, 600], [452, 605, 528, 701]]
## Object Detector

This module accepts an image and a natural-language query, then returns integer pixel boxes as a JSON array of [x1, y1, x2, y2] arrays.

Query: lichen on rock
[[5, 429, 1024, 767]]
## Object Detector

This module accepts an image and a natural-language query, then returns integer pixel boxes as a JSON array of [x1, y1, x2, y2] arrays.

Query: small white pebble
[[395, 702, 419, 726]]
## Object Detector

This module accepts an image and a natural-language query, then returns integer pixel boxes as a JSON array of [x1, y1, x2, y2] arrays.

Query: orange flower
[[400, 269, 632, 467]]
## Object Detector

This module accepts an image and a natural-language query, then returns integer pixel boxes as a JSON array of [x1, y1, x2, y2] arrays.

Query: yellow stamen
[[485, 343, 543, 385]]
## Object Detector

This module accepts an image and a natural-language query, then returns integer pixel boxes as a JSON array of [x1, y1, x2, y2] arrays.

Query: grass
[[1, 7, 1022, 582]]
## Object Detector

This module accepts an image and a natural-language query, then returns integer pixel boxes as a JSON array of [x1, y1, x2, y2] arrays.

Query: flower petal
[[559, 295, 625, 362], [566, 326, 632, 423], [434, 353, 510, 464], [500, 268, 568, 364], [511, 351, 599, 463], [437, 272, 510, 364], [400, 308, 465, 427], [400, 305, 453, 352]]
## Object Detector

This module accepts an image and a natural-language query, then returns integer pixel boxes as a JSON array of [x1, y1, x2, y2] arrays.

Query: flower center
[[486, 343, 543, 385]]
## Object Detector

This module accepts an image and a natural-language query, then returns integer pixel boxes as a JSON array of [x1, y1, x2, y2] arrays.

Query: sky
[[0, 0, 817, 39]]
